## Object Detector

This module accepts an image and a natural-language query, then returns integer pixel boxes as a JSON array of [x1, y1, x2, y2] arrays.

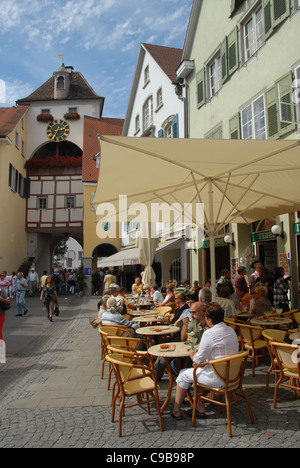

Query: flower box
[[37, 113, 54, 122], [64, 112, 80, 121], [25, 155, 82, 170]]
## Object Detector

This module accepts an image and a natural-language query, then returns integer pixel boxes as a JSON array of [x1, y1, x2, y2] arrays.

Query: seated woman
[[157, 286, 175, 307], [102, 297, 140, 336], [251, 286, 273, 317], [172, 302, 239, 420], [169, 292, 189, 325]]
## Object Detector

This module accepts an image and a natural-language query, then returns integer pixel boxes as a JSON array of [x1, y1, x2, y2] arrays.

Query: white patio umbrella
[[93, 136, 300, 299], [137, 223, 159, 286]]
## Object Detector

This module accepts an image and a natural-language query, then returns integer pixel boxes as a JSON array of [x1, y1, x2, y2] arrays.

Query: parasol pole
[[208, 179, 217, 301]]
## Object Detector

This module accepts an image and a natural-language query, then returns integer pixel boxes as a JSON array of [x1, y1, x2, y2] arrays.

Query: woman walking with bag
[[40, 276, 59, 322]]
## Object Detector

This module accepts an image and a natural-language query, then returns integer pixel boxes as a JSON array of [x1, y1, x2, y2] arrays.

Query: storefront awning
[[98, 237, 183, 269]]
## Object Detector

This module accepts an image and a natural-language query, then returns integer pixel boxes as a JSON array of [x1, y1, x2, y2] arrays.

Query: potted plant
[[37, 113, 54, 122], [64, 112, 80, 121]]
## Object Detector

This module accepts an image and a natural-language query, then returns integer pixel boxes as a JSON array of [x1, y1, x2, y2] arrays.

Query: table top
[[148, 341, 192, 358], [137, 325, 180, 336], [251, 317, 292, 326], [289, 331, 300, 341], [132, 315, 169, 323], [127, 309, 158, 317]]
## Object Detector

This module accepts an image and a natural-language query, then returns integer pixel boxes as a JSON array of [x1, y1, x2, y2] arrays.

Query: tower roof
[[16, 71, 104, 103]]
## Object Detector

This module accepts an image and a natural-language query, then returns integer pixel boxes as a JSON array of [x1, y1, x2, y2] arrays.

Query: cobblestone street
[[0, 296, 299, 449]]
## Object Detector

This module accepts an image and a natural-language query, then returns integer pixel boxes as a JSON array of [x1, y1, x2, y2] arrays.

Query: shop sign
[[202, 237, 227, 249], [251, 230, 276, 243]]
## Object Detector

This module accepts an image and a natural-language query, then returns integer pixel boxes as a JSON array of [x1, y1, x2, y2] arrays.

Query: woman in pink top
[[0, 272, 9, 298]]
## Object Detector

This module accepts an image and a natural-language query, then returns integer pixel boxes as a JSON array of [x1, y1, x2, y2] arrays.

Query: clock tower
[[53, 63, 73, 100]]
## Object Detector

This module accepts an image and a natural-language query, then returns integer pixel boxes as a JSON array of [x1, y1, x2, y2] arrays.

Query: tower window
[[57, 76, 65, 89]]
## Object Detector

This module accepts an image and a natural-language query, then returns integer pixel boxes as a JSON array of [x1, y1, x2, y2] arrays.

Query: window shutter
[[228, 27, 239, 76], [8, 163, 12, 188], [276, 72, 296, 136], [220, 37, 229, 84], [263, 0, 273, 40], [23, 178, 31, 199], [265, 85, 279, 139], [172, 114, 179, 138], [273, 0, 290, 27], [158, 129, 164, 138], [229, 114, 241, 139], [196, 68, 206, 108]]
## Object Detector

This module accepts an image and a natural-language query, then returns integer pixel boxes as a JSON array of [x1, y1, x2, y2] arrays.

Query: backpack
[[52, 274, 61, 286]]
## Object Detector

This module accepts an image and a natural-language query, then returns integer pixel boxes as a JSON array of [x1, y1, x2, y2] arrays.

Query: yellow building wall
[[83, 184, 122, 259], [0, 119, 28, 272]]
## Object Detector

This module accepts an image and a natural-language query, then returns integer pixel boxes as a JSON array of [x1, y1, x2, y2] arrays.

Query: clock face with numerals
[[46, 119, 70, 142]]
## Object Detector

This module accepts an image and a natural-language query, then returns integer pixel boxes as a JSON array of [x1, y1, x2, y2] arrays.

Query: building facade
[[119, 43, 189, 286], [0, 106, 29, 272], [15, 63, 105, 274], [178, 0, 300, 305]]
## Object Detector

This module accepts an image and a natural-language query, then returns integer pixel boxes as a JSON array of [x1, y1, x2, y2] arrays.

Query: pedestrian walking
[[68, 271, 77, 294], [40, 276, 59, 322], [0, 271, 9, 298], [27, 268, 39, 297], [14, 272, 28, 317]]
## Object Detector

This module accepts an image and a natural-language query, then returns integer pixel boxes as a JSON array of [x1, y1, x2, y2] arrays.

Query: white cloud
[[0, 79, 34, 106]]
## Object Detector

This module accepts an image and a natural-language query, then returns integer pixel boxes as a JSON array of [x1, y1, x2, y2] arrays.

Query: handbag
[[90, 317, 102, 329], [0, 301, 10, 312], [54, 304, 60, 316]]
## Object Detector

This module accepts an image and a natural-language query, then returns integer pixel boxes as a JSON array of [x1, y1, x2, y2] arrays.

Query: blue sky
[[0, 0, 193, 118]]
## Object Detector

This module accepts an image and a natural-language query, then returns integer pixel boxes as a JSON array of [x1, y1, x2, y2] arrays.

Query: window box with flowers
[[25, 155, 82, 170], [64, 112, 80, 121], [37, 113, 54, 123]]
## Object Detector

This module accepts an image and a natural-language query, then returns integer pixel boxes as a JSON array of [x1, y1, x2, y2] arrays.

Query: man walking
[[14, 272, 28, 317], [27, 268, 39, 297]]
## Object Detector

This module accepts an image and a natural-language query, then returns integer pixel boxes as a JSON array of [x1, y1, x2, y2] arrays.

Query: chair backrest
[[272, 342, 300, 374], [106, 353, 151, 385], [282, 309, 299, 320], [224, 318, 238, 331], [209, 351, 249, 387], [262, 329, 286, 344], [238, 323, 263, 345], [98, 325, 131, 338], [106, 336, 141, 353], [153, 306, 172, 316], [294, 311, 300, 325]]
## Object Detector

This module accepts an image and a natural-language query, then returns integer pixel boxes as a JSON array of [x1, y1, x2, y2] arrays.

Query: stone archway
[[92, 243, 119, 271]]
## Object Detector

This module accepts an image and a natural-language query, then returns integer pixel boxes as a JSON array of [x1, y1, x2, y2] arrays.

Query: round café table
[[137, 325, 180, 347], [148, 342, 192, 413], [289, 331, 300, 342], [127, 309, 158, 317], [132, 315, 169, 327], [251, 317, 292, 328]]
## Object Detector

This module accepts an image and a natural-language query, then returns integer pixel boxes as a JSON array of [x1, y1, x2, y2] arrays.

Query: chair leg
[[118, 397, 125, 437], [224, 391, 232, 438], [154, 389, 164, 432]]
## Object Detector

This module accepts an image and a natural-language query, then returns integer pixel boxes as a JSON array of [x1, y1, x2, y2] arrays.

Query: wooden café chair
[[188, 350, 254, 437], [106, 353, 164, 437]]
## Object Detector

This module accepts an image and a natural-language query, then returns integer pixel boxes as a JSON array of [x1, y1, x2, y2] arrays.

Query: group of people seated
[[96, 266, 291, 420]]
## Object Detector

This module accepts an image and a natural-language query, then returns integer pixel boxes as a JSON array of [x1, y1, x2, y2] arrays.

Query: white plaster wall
[[126, 49, 184, 138]]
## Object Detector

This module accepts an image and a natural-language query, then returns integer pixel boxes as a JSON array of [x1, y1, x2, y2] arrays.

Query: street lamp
[[224, 234, 235, 247], [271, 223, 284, 239]]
